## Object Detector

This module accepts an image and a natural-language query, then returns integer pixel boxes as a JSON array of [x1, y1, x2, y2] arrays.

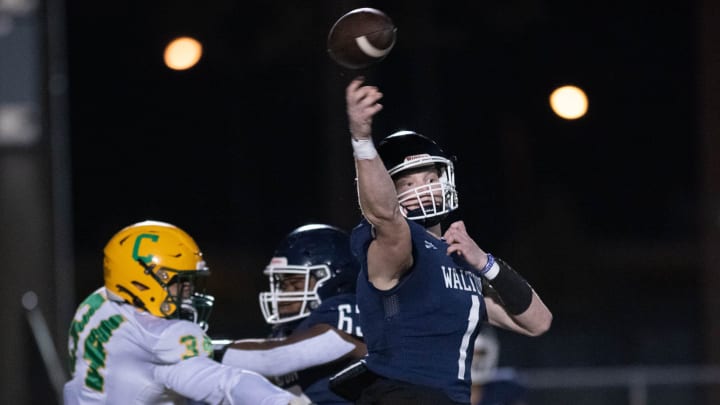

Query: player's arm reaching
[[346, 77, 413, 291], [153, 322, 300, 405], [154, 356, 299, 405], [221, 323, 366, 376], [443, 220, 552, 336]]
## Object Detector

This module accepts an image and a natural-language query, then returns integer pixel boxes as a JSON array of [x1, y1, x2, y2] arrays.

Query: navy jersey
[[352, 218, 487, 403], [273, 293, 362, 405]]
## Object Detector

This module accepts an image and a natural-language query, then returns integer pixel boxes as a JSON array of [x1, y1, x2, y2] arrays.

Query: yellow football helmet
[[103, 220, 213, 328]]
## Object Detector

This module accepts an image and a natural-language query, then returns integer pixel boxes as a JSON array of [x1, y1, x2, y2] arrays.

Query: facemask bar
[[178, 293, 214, 332], [149, 264, 213, 330], [259, 263, 332, 324], [389, 155, 458, 223], [397, 181, 457, 221]]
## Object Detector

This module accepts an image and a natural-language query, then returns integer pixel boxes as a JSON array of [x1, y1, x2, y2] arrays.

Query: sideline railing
[[516, 365, 720, 405]]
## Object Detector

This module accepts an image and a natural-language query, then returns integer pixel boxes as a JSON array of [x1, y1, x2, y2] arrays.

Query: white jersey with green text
[[64, 287, 294, 405]]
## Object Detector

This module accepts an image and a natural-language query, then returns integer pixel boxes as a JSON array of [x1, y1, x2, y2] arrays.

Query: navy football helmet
[[377, 130, 458, 227], [259, 224, 359, 324]]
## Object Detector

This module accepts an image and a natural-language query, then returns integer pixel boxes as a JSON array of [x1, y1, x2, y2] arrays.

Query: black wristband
[[487, 257, 533, 315]]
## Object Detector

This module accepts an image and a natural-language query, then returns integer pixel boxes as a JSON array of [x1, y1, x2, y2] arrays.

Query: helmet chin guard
[[178, 294, 214, 331]]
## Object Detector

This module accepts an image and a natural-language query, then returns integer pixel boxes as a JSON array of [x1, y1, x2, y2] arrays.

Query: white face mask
[[390, 155, 458, 224], [258, 257, 331, 325]]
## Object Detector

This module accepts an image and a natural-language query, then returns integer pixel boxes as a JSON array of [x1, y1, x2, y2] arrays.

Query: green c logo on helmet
[[132, 233, 159, 263]]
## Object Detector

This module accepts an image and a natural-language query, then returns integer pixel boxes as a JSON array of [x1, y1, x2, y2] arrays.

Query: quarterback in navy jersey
[[221, 224, 367, 404], [342, 78, 552, 404]]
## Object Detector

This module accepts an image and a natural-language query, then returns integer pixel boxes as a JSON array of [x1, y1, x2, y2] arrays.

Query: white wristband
[[483, 262, 501, 280], [351, 138, 378, 160]]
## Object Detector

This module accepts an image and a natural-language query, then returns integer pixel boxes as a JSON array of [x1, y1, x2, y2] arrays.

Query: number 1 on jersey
[[457, 295, 480, 380]]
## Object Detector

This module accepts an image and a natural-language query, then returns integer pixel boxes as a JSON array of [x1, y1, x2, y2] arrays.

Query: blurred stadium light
[[549, 85, 588, 120], [164, 36, 203, 71]]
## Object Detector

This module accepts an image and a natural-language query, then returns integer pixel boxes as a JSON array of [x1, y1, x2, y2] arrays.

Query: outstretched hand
[[346, 77, 383, 140], [443, 220, 489, 271]]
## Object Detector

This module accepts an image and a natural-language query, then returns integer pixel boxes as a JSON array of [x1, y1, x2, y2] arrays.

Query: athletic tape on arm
[[351, 138, 378, 160]]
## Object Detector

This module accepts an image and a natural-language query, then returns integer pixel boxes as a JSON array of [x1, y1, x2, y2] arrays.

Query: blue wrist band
[[480, 253, 495, 275]]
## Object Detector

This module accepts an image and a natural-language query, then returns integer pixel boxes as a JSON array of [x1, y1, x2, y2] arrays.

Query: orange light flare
[[164, 36, 203, 71]]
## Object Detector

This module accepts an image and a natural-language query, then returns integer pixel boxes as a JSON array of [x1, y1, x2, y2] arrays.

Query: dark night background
[[3, 0, 720, 403], [68, 0, 700, 359], [67, 0, 698, 372]]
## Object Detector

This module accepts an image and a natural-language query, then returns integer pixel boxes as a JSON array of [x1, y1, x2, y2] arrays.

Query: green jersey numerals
[[69, 293, 105, 374], [68, 292, 125, 392], [179, 334, 213, 360], [83, 315, 124, 390]]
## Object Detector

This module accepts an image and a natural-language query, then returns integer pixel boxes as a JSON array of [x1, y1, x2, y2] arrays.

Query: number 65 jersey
[[65, 287, 214, 404]]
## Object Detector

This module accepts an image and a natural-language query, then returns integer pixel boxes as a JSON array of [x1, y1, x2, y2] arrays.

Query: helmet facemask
[[390, 155, 458, 227], [139, 259, 214, 331], [259, 257, 332, 325]]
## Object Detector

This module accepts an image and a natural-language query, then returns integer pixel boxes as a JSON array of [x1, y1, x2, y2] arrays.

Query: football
[[327, 8, 397, 70]]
